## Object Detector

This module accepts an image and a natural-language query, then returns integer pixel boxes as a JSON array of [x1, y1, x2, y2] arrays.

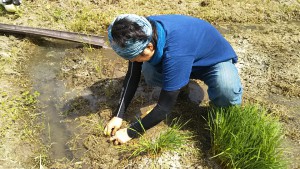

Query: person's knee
[[204, 60, 243, 107], [211, 82, 243, 107]]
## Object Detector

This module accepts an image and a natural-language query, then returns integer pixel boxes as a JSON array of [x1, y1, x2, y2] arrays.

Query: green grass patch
[[120, 118, 193, 158], [4, 0, 298, 34], [0, 89, 51, 167], [0, 90, 40, 139], [208, 105, 287, 169]]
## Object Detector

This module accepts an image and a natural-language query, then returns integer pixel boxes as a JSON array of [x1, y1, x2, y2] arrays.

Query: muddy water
[[23, 39, 208, 166], [25, 39, 128, 164], [26, 41, 84, 160]]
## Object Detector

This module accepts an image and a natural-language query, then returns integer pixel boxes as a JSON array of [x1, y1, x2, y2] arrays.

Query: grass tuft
[[120, 118, 193, 158], [208, 105, 287, 169]]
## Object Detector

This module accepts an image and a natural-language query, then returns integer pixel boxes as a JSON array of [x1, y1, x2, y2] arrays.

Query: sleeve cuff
[[127, 127, 140, 138]]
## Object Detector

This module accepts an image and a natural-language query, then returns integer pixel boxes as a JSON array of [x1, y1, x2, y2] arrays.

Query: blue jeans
[[142, 59, 243, 107]]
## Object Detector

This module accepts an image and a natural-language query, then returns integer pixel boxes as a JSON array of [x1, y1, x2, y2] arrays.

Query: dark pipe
[[0, 23, 109, 48]]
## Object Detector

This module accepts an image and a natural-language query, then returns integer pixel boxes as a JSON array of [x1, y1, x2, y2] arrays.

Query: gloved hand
[[104, 116, 123, 136], [109, 128, 132, 145]]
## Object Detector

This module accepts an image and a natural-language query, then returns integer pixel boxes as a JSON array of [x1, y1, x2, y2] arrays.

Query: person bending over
[[104, 14, 243, 144]]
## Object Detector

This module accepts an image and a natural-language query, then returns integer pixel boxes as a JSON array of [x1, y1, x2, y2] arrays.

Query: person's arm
[[115, 61, 142, 118], [127, 89, 180, 138], [104, 61, 142, 136]]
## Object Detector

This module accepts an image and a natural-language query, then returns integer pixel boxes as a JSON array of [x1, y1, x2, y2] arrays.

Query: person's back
[[146, 15, 238, 91], [148, 15, 237, 67]]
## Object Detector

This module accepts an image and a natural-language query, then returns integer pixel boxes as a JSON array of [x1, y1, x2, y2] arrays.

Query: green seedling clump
[[208, 105, 286, 169], [120, 118, 193, 158]]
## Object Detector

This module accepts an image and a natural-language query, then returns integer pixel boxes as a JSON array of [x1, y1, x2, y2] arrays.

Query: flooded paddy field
[[0, 0, 299, 168]]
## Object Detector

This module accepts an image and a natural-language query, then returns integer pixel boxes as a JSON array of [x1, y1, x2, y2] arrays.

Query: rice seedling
[[208, 105, 287, 169], [119, 118, 193, 158]]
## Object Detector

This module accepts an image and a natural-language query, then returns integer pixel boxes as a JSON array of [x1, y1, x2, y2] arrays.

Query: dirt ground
[[0, 0, 300, 169]]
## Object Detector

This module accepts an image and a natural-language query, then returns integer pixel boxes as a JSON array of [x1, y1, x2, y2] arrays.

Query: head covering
[[108, 14, 152, 60]]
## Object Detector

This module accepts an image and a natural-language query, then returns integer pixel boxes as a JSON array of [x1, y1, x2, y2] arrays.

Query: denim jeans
[[142, 59, 243, 107]]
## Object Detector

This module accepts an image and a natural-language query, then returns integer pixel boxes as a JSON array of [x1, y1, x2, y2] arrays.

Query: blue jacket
[[148, 14, 237, 91]]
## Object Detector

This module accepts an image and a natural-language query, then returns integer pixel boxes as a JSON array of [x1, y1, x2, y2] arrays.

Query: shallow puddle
[[24, 39, 131, 165], [26, 41, 84, 160]]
